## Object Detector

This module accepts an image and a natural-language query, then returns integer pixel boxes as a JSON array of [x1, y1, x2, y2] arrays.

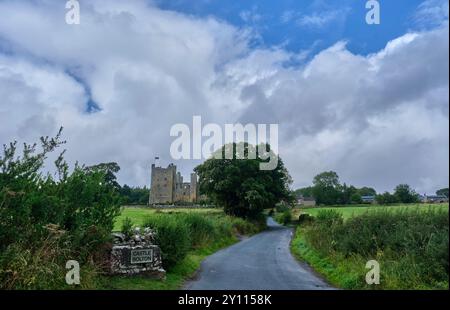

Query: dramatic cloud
[[0, 0, 448, 194], [414, 0, 449, 27]]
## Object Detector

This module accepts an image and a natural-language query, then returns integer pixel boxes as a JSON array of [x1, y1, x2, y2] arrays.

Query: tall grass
[[296, 208, 449, 289]]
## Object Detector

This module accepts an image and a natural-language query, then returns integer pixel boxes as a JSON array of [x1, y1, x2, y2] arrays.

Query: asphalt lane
[[184, 217, 333, 290]]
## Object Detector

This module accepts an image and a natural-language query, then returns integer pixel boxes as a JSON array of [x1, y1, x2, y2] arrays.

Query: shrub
[[0, 129, 122, 289], [275, 210, 292, 225], [0, 235, 66, 289], [315, 209, 344, 227], [298, 213, 314, 225], [183, 213, 216, 247], [121, 217, 134, 239], [229, 217, 258, 235], [275, 202, 290, 213], [143, 215, 191, 269], [301, 208, 449, 288]]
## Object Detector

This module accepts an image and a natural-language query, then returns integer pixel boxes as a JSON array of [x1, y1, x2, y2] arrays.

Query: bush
[[229, 216, 260, 235], [0, 234, 66, 289], [298, 213, 314, 225], [315, 209, 344, 227], [143, 215, 191, 269], [0, 129, 122, 289], [121, 217, 134, 239], [275, 210, 292, 225], [275, 202, 290, 213], [183, 213, 216, 247], [301, 208, 449, 288]]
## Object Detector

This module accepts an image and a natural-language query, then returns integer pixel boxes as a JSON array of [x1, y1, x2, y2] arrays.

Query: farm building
[[361, 195, 376, 203], [297, 196, 317, 207], [419, 195, 449, 203]]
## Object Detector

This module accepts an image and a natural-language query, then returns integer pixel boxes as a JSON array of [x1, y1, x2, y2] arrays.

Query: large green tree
[[294, 186, 314, 198], [340, 183, 358, 204], [436, 188, 449, 198], [312, 171, 342, 205], [394, 184, 420, 203], [375, 191, 399, 205], [357, 187, 377, 197], [120, 185, 149, 204], [194, 143, 293, 219]]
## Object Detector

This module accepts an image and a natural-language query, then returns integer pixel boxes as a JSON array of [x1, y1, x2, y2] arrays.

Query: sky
[[0, 0, 448, 194]]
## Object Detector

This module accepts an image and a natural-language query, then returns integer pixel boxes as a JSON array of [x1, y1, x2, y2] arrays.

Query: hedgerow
[[0, 128, 121, 289], [299, 208, 449, 289]]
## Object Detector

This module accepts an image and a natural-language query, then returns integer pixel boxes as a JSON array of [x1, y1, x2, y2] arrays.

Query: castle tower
[[149, 163, 177, 204], [190, 172, 198, 203]]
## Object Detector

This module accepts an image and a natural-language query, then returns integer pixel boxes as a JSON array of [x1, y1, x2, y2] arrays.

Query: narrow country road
[[184, 217, 333, 290]]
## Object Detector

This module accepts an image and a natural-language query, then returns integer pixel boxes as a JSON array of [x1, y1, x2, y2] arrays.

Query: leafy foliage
[[297, 170, 425, 206], [436, 188, 449, 198], [357, 187, 377, 197], [143, 215, 191, 269], [375, 191, 399, 205], [294, 186, 314, 198], [274, 209, 292, 225], [300, 208, 449, 289], [119, 185, 149, 205], [393, 184, 420, 203], [0, 128, 121, 289], [312, 171, 342, 205], [121, 217, 134, 239], [194, 143, 293, 219]]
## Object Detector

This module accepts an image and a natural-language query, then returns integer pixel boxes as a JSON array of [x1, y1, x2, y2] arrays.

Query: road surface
[[184, 217, 333, 290]]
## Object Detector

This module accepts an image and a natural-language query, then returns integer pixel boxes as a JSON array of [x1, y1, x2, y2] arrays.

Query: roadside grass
[[290, 206, 449, 290], [113, 207, 222, 230], [291, 228, 365, 289], [103, 207, 263, 290]]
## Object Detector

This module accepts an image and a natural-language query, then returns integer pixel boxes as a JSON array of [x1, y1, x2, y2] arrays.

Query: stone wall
[[110, 227, 165, 279]]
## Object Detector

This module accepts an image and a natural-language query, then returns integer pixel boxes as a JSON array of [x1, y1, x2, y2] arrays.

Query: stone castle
[[149, 163, 198, 204]]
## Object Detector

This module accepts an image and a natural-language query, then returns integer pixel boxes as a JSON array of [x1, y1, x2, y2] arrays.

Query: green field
[[293, 203, 448, 220]]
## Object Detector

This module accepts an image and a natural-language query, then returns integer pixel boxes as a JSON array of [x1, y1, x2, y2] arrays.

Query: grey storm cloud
[[0, 0, 448, 194]]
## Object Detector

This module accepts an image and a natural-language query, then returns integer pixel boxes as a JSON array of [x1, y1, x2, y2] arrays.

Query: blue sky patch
[[155, 0, 436, 55]]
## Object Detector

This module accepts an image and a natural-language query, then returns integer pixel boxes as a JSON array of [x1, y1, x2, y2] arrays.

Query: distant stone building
[[419, 194, 449, 203], [149, 163, 198, 204], [361, 195, 376, 204], [297, 196, 316, 207]]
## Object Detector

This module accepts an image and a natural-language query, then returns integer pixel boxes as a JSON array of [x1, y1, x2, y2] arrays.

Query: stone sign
[[131, 248, 153, 264], [110, 227, 165, 279]]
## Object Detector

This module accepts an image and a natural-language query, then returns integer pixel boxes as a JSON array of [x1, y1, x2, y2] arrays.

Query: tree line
[[81, 161, 150, 205], [295, 171, 448, 206]]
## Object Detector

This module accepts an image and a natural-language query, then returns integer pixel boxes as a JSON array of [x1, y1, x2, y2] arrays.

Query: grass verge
[[290, 206, 449, 290], [291, 227, 366, 289]]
